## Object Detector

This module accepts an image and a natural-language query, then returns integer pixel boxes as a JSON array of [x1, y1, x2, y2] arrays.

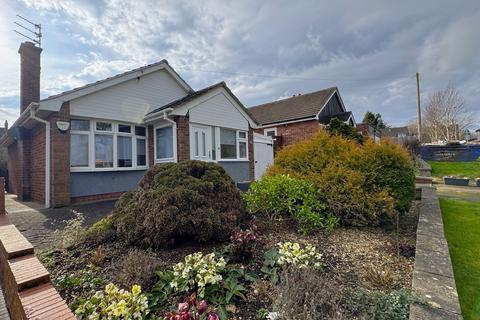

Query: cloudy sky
[[0, 0, 479, 127]]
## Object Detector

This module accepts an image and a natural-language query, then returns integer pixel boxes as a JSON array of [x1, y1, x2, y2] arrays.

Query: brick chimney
[[18, 42, 42, 114]]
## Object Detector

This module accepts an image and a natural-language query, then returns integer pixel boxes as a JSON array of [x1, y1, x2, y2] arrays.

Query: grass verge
[[440, 198, 480, 320], [429, 161, 480, 179]]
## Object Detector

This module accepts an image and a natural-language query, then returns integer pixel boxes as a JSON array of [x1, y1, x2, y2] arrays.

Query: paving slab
[[5, 194, 115, 251], [414, 247, 454, 278], [412, 270, 461, 315]]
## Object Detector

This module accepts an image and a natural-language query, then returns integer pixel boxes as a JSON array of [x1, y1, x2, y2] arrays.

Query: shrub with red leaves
[[229, 225, 259, 261]]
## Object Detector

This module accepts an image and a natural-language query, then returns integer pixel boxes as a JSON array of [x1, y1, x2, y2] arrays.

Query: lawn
[[429, 161, 480, 179], [440, 198, 480, 320]]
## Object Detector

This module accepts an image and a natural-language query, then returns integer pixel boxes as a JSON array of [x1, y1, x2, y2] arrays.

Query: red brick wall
[[263, 120, 321, 148], [7, 143, 20, 196], [175, 116, 190, 161], [49, 102, 70, 207], [18, 42, 42, 114], [71, 191, 124, 204], [29, 124, 45, 204]]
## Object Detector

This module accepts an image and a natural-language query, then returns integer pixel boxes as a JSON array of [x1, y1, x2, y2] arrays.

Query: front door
[[191, 125, 210, 161]]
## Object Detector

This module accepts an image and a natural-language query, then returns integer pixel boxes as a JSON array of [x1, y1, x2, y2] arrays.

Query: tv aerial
[[14, 14, 42, 48]]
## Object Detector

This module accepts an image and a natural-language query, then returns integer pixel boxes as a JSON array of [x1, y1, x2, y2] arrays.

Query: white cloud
[[3, 0, 478, 128]]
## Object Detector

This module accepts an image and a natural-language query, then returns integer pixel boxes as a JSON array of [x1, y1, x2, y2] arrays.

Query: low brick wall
[[0, 178, 75, 319], [410, 186, 462, 319]]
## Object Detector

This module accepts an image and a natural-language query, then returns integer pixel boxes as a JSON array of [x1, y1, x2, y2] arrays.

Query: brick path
[[0, 287, 9, 320], [5, 194, 115, 251]]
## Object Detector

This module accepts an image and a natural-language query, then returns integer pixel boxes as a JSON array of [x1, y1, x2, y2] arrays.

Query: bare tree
[[423, 86, 472, 143]]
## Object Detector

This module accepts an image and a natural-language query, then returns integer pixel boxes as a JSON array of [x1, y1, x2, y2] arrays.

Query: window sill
[[155, 158, 177, 163], [217, 159, 250, 162], [71, 167, 148, 173]]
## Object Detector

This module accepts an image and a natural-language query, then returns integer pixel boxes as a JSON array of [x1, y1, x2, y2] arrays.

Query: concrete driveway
[[5, 194, 116, 251]]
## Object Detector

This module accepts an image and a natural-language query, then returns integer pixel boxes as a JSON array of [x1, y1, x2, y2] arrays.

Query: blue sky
[[1, 0, 479, 128]]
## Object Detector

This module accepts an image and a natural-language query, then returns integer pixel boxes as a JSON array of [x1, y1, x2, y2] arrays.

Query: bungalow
[[1, 42, 257, 208], [248, 87, 355, 149]]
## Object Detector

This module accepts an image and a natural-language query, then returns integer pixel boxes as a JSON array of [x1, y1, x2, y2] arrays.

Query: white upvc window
[[217, 127, 249, 161], [154, 123, 177, 163], [70, 118, 148, 172], [264, 127, 277, 138]]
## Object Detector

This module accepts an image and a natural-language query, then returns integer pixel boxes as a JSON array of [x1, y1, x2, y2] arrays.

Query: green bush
[[83, 215, 116, 245], [267, 130, 414, 226], [243, 174, 337, 233], [112, 161, 245, 248]]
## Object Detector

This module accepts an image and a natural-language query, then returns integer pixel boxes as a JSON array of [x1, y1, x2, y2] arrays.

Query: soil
[[41, 200, 419, 320]]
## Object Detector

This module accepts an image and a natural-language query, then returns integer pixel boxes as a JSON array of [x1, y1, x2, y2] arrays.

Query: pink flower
[[197, 300, 207, 315], [207, 313, 220, 320], [181, 311, 191, 320], [178, 302, 189, 313]]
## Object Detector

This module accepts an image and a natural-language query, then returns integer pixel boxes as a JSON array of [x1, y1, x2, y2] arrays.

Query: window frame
[[264, 127, 277, 138], [70, 118, 148, 172], [70, 122, 90, 169], [154, 122, 177, 163], [217, 127, 249, 162]]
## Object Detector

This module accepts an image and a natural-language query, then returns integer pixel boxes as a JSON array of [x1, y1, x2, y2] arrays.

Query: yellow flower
[[131, 285, 142, 296]]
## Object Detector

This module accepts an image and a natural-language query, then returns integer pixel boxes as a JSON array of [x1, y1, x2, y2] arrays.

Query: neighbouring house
[[0, 41, 257, 208], [248, 87, 356, 150], [356, 123, 381, 143], [382, 126, 416, 144]]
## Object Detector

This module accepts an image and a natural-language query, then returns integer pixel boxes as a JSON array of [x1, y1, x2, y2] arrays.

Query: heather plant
[[75, 283, 149, 320], [59, 211, 85, 249]]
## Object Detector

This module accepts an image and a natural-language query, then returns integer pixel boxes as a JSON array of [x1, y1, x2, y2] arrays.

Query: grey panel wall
[[70, 170, 146, 197], [218, 161, 250, 183]]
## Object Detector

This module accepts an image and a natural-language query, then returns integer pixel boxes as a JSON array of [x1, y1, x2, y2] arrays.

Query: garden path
[[0, 287, 9, 320], [436, 184, 480, 202], [5, 194, 115, 251]]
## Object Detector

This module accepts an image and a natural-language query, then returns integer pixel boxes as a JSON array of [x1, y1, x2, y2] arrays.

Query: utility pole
[[416, 72, 422, 141]]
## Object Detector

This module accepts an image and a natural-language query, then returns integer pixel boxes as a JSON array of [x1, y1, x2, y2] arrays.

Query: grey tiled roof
[[248, 87, 337, 125]]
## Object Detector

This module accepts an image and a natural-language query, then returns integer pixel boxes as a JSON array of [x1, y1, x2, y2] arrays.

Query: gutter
[[28, 103, 51, 209], [143, 107, 174, 123]]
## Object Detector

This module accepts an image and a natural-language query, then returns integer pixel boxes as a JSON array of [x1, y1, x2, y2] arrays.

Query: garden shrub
[[75, 283, 149, 319], [83, 214, 116, 245], [349, 288, 417, 320], [243, 174, 337, 233], [112, 161, 246, 248], [59, 211, 86, 249], [352, 139, 415, 213], [229, 225, 260, 261], [117, 249, 161, 291], [272, 267, 348, 320], [267, 130, 414, 226]]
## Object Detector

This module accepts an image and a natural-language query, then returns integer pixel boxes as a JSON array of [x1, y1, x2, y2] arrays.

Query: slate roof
[[248, 87, 337, 125], [318, 111, 353, 125]]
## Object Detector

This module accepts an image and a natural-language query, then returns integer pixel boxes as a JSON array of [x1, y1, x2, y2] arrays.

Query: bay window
[[70, 119, 147, 171]]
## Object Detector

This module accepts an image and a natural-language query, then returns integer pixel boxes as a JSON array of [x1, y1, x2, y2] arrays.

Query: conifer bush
[[112, 161, 245, 248], [267, 130, 414, 226]]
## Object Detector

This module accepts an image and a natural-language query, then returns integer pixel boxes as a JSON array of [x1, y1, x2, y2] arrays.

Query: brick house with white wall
[[1, 42, 257, 208], [249, 87, 356, 150]]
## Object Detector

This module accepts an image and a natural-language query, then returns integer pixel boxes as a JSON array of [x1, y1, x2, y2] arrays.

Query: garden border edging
[[409, 186, 462, 319]]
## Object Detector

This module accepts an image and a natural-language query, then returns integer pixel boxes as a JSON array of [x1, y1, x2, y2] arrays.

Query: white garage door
[[254, 133, 274, 180]]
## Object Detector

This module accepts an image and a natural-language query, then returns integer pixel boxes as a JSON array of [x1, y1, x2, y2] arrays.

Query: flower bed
[[40, 199, 419, 320]]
